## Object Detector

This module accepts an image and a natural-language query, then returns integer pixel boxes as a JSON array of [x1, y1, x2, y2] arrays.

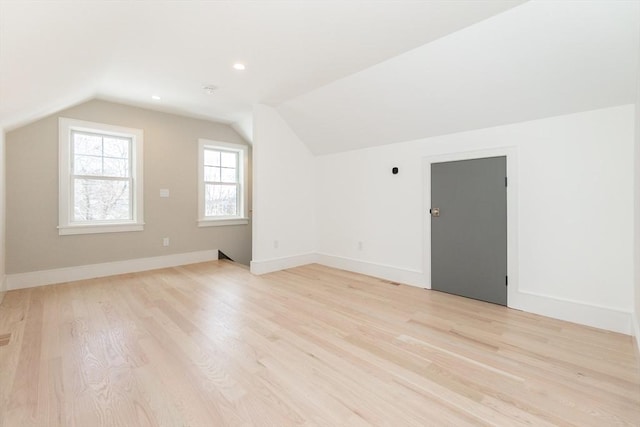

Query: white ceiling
[[278, 0, 640, 154], [2, 1, 637, 153], [0, 0, 524, 137]]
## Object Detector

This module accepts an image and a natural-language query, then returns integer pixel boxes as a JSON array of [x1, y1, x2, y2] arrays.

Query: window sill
[[198, 218, 249, 227], [58, 223, 145, 236]]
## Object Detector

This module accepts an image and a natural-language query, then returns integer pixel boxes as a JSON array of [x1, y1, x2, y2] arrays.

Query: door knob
[[430, 208, 440, 217]]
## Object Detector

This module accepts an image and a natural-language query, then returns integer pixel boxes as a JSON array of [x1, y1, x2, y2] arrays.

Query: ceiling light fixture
[[151, 95, 161, 101], [203, 85, 218, 95], [233, 63, 246, 71]]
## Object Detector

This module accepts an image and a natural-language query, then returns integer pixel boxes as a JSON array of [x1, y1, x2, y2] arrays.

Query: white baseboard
[[510, 289, 633, 335], [315, 253, 426, 288], [9, 248, 633, 338], [250, 253, 317, 275], [632, 312, 640, 355], [0, 275, 6, 305], [6, 249, 219, 290], [313, 254, 632, 335]]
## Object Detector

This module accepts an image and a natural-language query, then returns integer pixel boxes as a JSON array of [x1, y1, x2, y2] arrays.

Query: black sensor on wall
[[392, 167, 398, 174]]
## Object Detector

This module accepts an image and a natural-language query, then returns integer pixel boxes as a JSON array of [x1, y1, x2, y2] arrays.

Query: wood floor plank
[[0, 260, 639, 426]]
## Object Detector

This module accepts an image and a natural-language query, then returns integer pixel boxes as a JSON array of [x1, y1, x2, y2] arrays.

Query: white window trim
[[58, 117, 144, 235], [198, 139, 249, 227]]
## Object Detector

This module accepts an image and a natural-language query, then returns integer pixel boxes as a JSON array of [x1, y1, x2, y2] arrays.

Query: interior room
[[1, 1, 639, 425]]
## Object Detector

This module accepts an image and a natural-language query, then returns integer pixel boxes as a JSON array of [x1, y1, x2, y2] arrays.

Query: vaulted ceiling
[[1, 1, 637, 154], [278, 0, 640, 153]]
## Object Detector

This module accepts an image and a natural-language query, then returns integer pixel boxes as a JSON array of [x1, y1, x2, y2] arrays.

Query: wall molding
[[250, 253, 317, 275], [632, 312, 640, 355], [315, 253, 426, 288], [6, 249, 219, 290], [511, 289, 633, 335], [314, 254, 632, 335], [0, 275, 6, 305], [4, 249, 635, 337]]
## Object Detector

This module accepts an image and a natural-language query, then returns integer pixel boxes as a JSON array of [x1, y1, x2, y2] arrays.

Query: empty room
[[1, 0, 639, 425]]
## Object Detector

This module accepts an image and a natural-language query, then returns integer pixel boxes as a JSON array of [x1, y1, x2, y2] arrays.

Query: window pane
[[73, 178, 131, 221], [103, 157, 129, 178], [204, 149, 220, 166], [204, 165, 220, 182], [74, 154, 102, 176], [73, 133, 102, 155], [205, 184, 237, 217], [103, 137, 130, 159], [221, 167, 236, 183], [221, 151, 237, 168], [73, 134, 130, 178]]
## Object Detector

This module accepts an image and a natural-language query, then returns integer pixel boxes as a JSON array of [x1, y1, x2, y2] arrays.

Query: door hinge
[[505, 177, 508, 187], [505, 275, 508, 286]]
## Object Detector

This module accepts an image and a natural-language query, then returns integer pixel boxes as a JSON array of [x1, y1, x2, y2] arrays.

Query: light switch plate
[[160, 189, 170, 198]]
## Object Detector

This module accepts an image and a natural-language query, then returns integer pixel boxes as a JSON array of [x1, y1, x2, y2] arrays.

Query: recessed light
[[233, 63, 246, 71], [151, 95, 161, 101]]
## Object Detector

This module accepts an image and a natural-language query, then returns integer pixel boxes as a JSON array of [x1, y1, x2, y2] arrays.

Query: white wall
[[633, 18, 640, 348], [634, 47, 640, 345], [0, 129, 5, 304], [251, 105, 316, 274], [316, 105, 635, 334], [635, 102, 640, 345]]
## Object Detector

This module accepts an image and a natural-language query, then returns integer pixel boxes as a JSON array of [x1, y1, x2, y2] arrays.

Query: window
[[198, 139, 248, 226], [59, 118, 144, 235]]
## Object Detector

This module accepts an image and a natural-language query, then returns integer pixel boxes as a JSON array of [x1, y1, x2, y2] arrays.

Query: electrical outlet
[[163, 237, 170, 247], [358, 241, 363, 251], [274, 240, 279, 249]]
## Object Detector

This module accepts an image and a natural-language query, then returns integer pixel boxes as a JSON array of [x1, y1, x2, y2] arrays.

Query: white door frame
[[422, 146, 519, 307]]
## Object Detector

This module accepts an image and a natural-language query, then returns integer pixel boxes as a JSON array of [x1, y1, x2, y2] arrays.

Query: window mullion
[[204, 181, 235, 185], [101, 135, 105, 176], [72, 174, 129, 182]]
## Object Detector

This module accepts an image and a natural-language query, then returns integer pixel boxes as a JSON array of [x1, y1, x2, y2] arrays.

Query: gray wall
[[6, 99, 252, 274]]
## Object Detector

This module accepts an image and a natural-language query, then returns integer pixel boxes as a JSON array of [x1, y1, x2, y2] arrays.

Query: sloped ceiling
[[278, 0, 640, 154], [0, 0, 524, 135]]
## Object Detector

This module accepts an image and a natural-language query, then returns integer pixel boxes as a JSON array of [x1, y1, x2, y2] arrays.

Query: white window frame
[[198, 139, 249, 227], [58, 117, 144, 235]]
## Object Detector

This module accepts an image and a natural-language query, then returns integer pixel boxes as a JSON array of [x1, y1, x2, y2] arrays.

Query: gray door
[[430, 156, 507, 305]]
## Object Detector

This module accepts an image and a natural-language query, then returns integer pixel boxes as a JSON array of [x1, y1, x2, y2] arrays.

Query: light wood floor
[[0, 261, 639, 426]]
